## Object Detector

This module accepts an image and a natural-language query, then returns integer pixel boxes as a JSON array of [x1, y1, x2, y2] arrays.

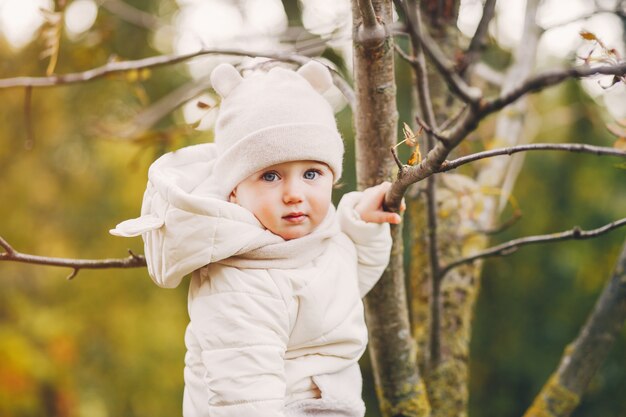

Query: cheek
[[256, 200, 277, 223], [311, 187, 333, 218], [239, 192, 276, 224]]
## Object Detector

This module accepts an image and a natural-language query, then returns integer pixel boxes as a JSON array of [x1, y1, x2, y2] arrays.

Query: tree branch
[[0, 48, 356, 112], [398, 2, 482, 105], [357, 0, 379, 29], [479, 62, 626, 117], [0, 49, 313, 89], [459, 0, 497, 77], [401, 0, 444, 367], [0, 236, 146, 280], [393, 43, 415, 64], [523, 239, 626, 417], [383, 59, 626, 207], [440, 143, 626, 172], [439, 218, 626, 280], [414, 114, 448, 143], [443, 61, 626, 151], [355, 0, 386, 47]]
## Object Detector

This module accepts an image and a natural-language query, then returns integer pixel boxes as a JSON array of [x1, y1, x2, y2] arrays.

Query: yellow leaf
[[580, 31, 597, 41], [407, 147, 421, 166]]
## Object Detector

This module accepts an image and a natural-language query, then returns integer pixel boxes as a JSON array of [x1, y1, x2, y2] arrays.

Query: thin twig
[[439, 218, 626, 279], [479, 62, 626, 117], [439, 104, 468, 131], [401, 0, 445, 368], [355, 0, 386, 47], [440, 143, 626, 172], [0, 48, 355, 111], [399, 3, 482, 105], [0, 236, 16, 255], [390, 146, 406, 174], [0, 236, 147, 279], [460, 0, 497, 77], [0, 49, 313, 89], [384, 0, 440, 212], [330, 70, 356, 111], [393, 43, 415, 64], [357, 0, 379, 29], [414, 114, 448, 142], [401, 0, 438, 145], [434, 61, 626, 161]]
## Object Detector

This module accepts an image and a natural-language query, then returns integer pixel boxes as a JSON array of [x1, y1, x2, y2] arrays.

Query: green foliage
[[0, 3, 195, 415], [469, 80, 626, 417]]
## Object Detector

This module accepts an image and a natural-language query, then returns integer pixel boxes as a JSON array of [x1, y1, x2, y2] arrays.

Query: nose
[[283, 178, 304, 204]]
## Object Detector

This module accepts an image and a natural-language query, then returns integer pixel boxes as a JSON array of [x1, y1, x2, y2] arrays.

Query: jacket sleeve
[[187, 267, 290, 417], [337, 191, 393, 298]]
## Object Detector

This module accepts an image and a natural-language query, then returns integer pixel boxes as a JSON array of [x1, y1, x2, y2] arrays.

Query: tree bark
[[523, 239, 626, 417], [352, 1, 430, 415]]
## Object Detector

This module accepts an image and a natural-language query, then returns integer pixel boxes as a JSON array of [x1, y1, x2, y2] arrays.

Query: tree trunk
[[523, 239, 626, 417], [352, 1, 430, 415], [407, 1, 541, 416]]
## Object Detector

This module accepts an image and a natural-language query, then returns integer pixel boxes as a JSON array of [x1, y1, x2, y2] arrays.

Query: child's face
[[230, 160, 333, 240]]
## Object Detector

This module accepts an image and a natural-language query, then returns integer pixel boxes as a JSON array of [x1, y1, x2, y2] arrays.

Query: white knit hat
[[209, 60, 344, 199]]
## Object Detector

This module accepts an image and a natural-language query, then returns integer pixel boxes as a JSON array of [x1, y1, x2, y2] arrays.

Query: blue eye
[[262, 172, 278, 182], [304, 170, 319, 180]]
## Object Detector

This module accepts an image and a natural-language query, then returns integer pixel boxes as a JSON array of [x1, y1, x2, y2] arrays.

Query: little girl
[[111, 60, 399, 417]]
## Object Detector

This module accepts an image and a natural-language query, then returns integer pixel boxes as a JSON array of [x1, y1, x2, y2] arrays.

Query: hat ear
[[297, 61, 333, 94], [211, 63, 243, 98]]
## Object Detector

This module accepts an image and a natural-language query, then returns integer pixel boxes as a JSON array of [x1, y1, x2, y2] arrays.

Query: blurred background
[[0, 0, 625, 416]]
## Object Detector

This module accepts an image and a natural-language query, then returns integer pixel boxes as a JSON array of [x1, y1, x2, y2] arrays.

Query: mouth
[[282, 212, 307, 224]]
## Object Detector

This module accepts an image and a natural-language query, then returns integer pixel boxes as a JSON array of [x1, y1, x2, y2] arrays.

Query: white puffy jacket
[[111, 144, 392, 417]]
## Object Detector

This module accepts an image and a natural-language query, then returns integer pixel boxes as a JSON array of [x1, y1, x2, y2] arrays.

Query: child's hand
[[355, 182, 405, 224]]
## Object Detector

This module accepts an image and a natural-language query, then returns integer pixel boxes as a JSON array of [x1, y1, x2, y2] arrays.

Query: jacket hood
[[110, 143, 339, 288]]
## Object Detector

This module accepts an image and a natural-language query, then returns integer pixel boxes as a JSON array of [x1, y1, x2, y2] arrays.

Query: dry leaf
[[402, 122, 417, 146], [407, 147, 421, 166], [579, 31, 597, 41], [401, 121, 424, 165]]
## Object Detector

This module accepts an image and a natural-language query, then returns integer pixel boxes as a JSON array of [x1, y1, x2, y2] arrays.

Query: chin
[[277, 228, 309, 240]]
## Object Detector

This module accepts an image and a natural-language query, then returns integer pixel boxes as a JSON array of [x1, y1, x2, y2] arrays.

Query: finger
[[363, 211, 402, 224]]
